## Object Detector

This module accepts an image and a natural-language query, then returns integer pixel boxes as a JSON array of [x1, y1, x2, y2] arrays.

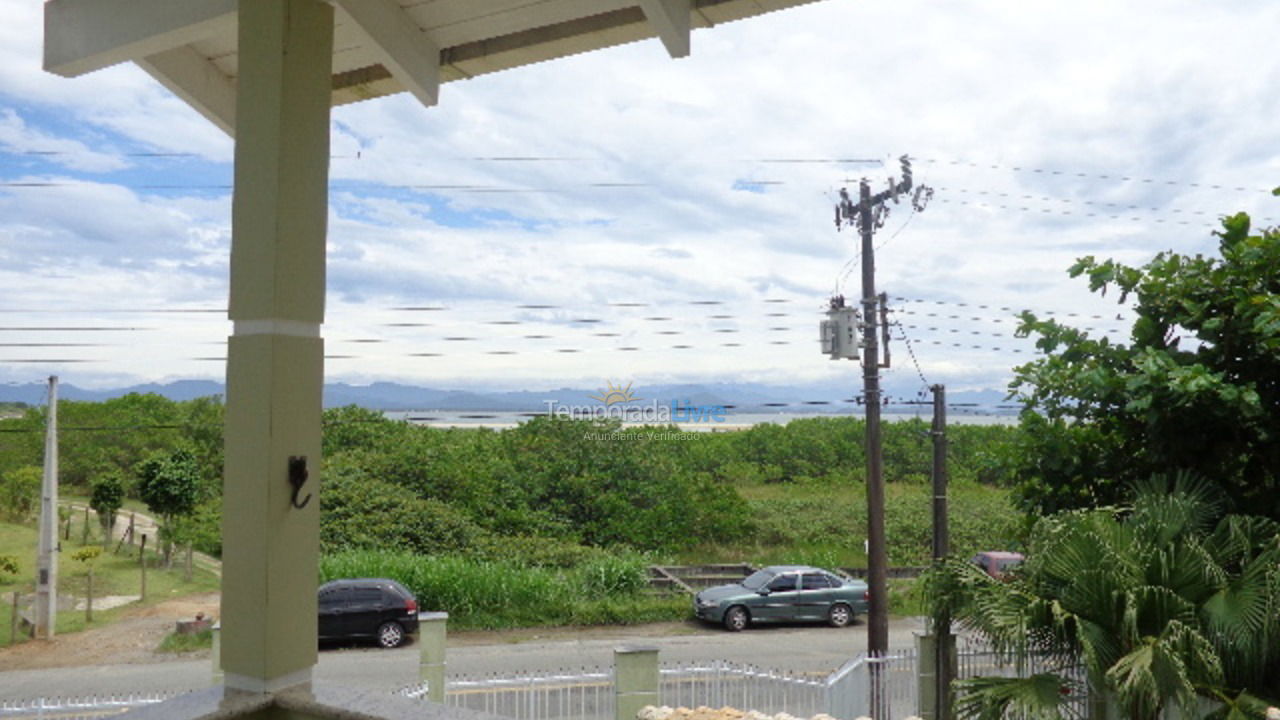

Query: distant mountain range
[[0, 378, 1015, 413]]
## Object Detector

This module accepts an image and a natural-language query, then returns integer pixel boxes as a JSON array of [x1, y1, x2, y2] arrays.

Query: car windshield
[[740, 569, 776, 591]]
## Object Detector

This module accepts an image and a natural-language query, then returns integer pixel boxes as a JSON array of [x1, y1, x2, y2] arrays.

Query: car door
[[796, 572, 835, 620], [318, 586, 352, 639], [753, 572, 800, 620], [346, 585, 388, 638]]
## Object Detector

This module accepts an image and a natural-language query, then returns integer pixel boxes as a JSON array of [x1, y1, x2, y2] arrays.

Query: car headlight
[[696, 597, 718, 609]]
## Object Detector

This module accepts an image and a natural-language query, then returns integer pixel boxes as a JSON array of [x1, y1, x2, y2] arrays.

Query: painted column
[[614, 646, 660, 720], [418, 611, 449, 702], [219, 0, 332, 694]]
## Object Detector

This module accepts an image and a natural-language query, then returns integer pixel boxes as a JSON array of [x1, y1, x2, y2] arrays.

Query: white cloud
[[1, 0, 1277, 395]]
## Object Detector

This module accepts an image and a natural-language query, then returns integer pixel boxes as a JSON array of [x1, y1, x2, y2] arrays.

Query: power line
[[916, 156, 1274, 194]]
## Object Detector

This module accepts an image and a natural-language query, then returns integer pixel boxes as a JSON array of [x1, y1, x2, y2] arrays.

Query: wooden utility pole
[[836, 157, 932, 719], [932, 384, 952, 720], [35, 375, 59, 639]]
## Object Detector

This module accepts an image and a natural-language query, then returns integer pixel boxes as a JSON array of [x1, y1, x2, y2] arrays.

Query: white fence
[[400, 667, 615, 720], [393, 640, 1089, 720], [661, 661, 828, 719], [0, 691, 178, 719]]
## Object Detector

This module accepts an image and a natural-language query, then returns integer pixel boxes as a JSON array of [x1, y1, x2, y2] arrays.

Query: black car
[[318, 578, 419, 648]]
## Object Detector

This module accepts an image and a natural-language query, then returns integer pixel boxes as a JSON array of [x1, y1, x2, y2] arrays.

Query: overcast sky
[[1, 1, 1277, 399]]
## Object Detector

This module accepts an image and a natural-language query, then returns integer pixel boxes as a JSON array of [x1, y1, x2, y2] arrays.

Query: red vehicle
[[971, 551, 1024, 580]]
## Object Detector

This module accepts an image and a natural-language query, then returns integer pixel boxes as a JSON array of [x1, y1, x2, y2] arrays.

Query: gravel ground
[[0, 592, 220, 672]]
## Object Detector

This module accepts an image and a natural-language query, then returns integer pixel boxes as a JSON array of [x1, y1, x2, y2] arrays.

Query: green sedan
[[692, 565, 870, 631]]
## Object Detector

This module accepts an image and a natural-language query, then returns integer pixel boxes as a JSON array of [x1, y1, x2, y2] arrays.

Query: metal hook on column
[[288, 456, 312, 510]]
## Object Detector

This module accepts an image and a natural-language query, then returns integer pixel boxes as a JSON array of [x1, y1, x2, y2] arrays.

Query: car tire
[[377, 621, 405, 648], [723, 606, 749, 632], [828, 603, 854, 628]]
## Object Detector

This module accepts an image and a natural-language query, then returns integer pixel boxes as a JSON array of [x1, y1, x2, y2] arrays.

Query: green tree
[[89, 469, 125, 549], [0, 465, 42, 522], [136, 448, 202, 565], [926, 474, 1280, 720], [1009, 212, 1280, 517]]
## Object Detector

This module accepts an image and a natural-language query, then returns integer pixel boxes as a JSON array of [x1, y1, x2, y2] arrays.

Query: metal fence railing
[[823, 650, 918, 720], [660, 660, 827, 719], [398, 667, 614, 720], [0, 691, 179, 719]]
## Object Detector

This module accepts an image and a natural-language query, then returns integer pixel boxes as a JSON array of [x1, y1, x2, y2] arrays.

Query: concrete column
[[219, 0, 333, 694], [211, 621, 223, 686], [418, 611, 449, 702], [614, 646, 659, 720], [916, 632, 956, 720]]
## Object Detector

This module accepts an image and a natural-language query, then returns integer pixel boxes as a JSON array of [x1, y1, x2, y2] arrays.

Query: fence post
[[9, 591, 17, 645], [82, 507, 90, 545], [615, 646, 659, 720], [418, 611, 449, 702], [211, 621, 223, 686], [139, 533, 147, 601], [86, 568, 93, 624]]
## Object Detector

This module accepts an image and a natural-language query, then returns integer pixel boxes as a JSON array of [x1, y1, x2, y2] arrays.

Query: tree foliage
[[90, 470, 125, 548], [1009, 213, 1280, 516], [136, 448, 203, 561], [0, 465, 42, 522], [927, 474, 1280, 719]]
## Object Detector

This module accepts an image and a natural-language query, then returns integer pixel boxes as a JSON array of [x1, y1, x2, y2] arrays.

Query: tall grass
[[319, 550, 676, 629]]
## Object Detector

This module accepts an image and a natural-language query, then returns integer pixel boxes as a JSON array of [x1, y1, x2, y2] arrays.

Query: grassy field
[[0, 516, 220, 645]]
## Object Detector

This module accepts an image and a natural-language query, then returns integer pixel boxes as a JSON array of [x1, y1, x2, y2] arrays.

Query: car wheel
[[828, 603, 854, 628], [723, 606, 749, 632], [377, 621, 405, 648]]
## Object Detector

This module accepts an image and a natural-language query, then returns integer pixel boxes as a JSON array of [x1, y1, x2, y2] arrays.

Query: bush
[[0, 554, 18, 580], [320, 460, 488, 555], [0, 466, 41, 522]]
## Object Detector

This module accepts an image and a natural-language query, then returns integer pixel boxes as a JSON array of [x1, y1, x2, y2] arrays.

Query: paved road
[[0, 617, 928, 699]]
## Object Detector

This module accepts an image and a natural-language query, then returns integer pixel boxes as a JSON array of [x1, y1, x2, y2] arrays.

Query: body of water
[[383, 409, 1016, 430]]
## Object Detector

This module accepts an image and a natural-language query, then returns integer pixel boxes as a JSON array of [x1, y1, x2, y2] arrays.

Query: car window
[[351, 587, 383, 604], [800, 573, 831, 590], [822, 572, 844, 587], [741, 569, 776, 591], [767, 574, 796, 592], [319, 586, 350, 607]]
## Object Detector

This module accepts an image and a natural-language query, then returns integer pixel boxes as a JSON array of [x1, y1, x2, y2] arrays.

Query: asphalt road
[[0, 617, 928, 700]]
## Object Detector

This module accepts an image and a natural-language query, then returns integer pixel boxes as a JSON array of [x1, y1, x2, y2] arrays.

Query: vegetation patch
[[157, 628, 212, 653]]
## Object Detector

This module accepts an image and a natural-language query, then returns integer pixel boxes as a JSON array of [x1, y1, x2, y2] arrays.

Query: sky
[[1, 0, 1278, 401]]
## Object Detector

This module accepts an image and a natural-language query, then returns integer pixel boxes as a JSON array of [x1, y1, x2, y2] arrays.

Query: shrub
[[0, 466, 41, 522], [320, 460, 488, 555]]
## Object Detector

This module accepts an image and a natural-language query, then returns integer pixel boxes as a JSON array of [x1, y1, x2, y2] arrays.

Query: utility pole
[[35, 375, 59, 639], [931, 383, 952, 720], [835, 156, 932, 720]]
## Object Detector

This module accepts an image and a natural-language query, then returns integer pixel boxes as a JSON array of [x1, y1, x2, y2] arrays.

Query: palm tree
[[926, 473, 1280, 720]]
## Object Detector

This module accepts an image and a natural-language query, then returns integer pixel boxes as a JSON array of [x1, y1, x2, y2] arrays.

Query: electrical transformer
[[820, 301, 861, 360]]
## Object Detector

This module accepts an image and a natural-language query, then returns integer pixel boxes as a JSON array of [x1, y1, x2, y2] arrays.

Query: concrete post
[[211, 621, 223, 686], [418, 611, 449, 702], [916, 631, 956, 720], [614, 646, 659, 720], [35, 375, 58, 639], [219, 0, 333, 695]]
